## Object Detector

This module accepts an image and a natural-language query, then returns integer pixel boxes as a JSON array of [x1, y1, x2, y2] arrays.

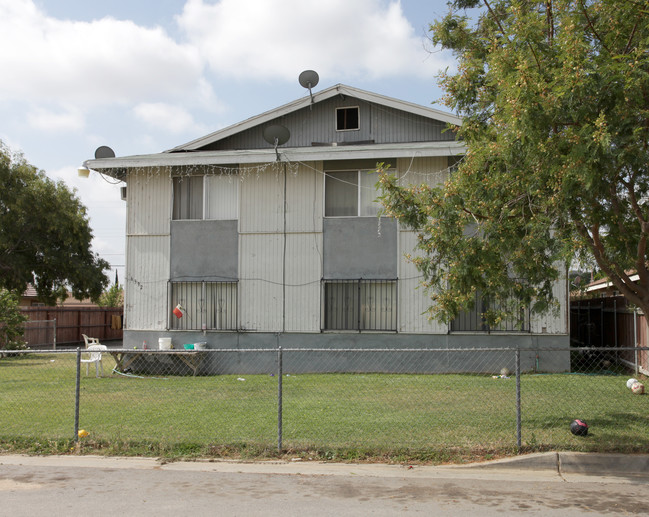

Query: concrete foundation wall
[[123, 330, 570, 375]]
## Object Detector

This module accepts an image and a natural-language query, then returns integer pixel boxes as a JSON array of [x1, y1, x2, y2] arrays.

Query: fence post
[[53, 318, 57, 351], [74, 348, 81, 442], [634, 307, 639, 376], [277, 346, 283, 453], [516, 348, 521, 452]]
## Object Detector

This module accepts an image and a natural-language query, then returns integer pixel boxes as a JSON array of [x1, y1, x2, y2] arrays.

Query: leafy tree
[[0, 141, 110, 305], [0, 289, 27, 350], [97, 283, 124, 308], [378, 0, 649, 324]]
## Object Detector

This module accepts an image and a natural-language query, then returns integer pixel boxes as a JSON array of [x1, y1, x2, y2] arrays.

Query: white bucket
[[158, 337, 173, 350]]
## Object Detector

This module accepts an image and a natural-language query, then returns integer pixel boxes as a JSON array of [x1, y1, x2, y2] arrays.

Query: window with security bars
[[170, 281, 238, 330], [323, 280, 397, 331], [451, 290, 530, 332]]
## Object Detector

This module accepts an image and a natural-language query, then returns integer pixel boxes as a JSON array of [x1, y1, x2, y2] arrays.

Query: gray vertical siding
[[206, 97, 455, 151]]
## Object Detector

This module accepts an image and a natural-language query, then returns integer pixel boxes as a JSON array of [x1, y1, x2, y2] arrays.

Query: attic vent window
[[336, 107, 360, 131]]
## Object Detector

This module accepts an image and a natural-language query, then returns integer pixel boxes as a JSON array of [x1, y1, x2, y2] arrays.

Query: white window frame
[[335, 106, 360, 132], [173, 174, 239, 221], [324, 169, 382, 217]]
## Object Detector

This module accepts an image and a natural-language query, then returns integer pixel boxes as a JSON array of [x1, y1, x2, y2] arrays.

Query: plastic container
[[158, 337, 173, 350], [194, 342, 207, 350]]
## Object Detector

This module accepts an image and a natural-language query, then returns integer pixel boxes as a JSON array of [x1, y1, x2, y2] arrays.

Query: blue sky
[[1, 0, 458, 284]]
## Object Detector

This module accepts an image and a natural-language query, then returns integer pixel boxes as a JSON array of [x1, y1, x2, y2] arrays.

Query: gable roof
[[86, 83, 465, 173], [170, 83, 463, 152]]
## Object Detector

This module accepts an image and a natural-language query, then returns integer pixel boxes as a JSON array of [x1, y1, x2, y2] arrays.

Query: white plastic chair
[[81, 344, 107, 377], [82, 334, 101, 348]]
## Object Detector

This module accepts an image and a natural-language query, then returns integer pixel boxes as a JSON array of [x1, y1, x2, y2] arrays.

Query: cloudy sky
[[0, 0, 458, 285]]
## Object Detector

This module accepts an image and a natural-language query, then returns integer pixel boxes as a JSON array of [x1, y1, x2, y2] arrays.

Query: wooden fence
[[571, 296, 648, 374], [21, 307, 123, 347]]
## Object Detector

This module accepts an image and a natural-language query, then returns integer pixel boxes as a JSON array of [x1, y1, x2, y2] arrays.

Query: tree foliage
[[0, 141, 110, 305], [97, 283, 124, 308], [378, 0, 649, 323], [0, 289, 27, 350]]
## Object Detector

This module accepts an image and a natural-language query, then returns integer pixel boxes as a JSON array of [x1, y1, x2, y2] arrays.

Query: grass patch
[[1, 353, 648, 463]]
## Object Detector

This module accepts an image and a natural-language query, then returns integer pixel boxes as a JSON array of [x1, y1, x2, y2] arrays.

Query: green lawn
[[1, 353, 648, 462]]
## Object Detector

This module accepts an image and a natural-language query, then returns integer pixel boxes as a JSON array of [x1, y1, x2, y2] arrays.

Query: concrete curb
[[1, 452, 646, 481], [457, 452, 649, 478]]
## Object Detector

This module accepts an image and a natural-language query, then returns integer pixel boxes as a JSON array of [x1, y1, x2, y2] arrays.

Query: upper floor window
[[325, 170, 381, 217], [172, 174, 239, 220], [336, 107, 360, 131], [172, 176, 203, 220]]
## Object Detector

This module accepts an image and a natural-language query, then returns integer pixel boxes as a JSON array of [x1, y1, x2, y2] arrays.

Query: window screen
[[325, 170, 381, 217], [206, 174, 239, 220]]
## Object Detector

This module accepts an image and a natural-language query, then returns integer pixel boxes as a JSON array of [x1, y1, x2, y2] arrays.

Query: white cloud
[[27, 105, 85, 132], [134, 102, 202, 134], [0, 0, 203, 106], [177, 0, 448, 81]]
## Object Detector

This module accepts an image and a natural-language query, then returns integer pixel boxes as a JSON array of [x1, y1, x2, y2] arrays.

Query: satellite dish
[[299, 70, 319, 90], [263, 125, 290, 146], [263, 125, 290, 161], [299, 70, 319, 106], [95, 146, 115, 159]]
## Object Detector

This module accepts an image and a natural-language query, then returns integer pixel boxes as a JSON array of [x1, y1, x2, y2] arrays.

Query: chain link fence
[[1, 346, 648, 459]]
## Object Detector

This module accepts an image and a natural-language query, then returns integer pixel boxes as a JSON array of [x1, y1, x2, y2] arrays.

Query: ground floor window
[[450, 290, 530, 332], [170, 281, 238, 330], [323, 279, 397, 331]]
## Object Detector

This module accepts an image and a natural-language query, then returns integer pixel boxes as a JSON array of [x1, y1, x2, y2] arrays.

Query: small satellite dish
[[262, 125, 290, 161], [299, 70, 319, 106], [95, 146, 115, 159], [299, 70, 319, 90], [263, 125, 291, 146]]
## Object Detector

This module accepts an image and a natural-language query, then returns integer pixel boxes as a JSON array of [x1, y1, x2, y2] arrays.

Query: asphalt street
[[1, 453, 648, 516]]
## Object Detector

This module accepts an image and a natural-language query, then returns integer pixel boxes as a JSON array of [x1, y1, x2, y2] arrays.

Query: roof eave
[[87, 141, 467, 176]]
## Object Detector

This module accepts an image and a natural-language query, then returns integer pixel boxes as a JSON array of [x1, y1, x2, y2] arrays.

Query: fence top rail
[[4, 346, 648, 356]]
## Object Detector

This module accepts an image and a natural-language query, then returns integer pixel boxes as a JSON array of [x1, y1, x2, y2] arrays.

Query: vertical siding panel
[[214, 98, 456, 149], [239, 164, 283, 233], [239, 234, 283, 331], [397, 157, 448, 333], [284, 233, 322, 332], [399, 231, 446, 333], [125, 235, 170, 330], [286, 162, 323, 232], [125, 169, 171, 331], [127, 168, 172, 235], [531, 271, 568, 334]]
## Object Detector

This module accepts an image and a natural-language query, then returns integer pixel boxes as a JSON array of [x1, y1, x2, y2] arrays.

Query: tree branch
[[579, 0, 611, 54]]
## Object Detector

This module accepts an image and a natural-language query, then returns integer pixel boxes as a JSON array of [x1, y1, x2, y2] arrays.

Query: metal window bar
[[170, 281, 238, 331], [451, 288, 530, 332], [323, 280, 397, 331]]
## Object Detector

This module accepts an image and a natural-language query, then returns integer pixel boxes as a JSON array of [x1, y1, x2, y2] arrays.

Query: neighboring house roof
[[86, 83, 466, 174], [585, 273, 640, 295]]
